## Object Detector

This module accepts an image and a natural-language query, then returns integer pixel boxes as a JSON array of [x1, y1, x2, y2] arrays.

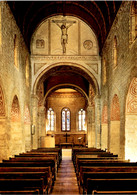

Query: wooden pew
[[72, 148, 109, 161], [0, 167, 52, 193], [20, 151, 61, 166], [31, 148, 62, 162], [0, 190, 40, 194], [76, 160, 135, 177], [86, 178, 137, 195], [80, 172, 137, 194], [0, 161, 56, 182], [4, 156, 57, 179], [75, 156, 121, 170], [11, 155, 59, 171], [0, 148, 61, 194], [0, 172, 51, 193], [73, 151, 117, 163], [92, 190, 137, 194], [0, 178, 45, 194]]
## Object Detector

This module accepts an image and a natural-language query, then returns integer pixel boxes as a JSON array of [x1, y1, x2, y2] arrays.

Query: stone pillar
[[31, 94, 39, 149], [87, 105, 95, 147], [38, 106, 46, 147], [95, 95, 101, 148]]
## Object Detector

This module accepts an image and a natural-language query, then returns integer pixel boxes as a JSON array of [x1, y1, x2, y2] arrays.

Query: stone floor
[[51, 149, 79, 195]]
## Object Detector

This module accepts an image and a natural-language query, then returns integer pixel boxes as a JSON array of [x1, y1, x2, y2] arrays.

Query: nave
[[0, 147, 137, 194]]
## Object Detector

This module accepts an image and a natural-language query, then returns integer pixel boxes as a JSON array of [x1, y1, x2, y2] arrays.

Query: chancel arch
[[110, 94, 120, 155], [125, 77, 137, 162]]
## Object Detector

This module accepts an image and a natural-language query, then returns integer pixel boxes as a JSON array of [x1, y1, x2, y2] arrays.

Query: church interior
[[0, 1, 137, 194]]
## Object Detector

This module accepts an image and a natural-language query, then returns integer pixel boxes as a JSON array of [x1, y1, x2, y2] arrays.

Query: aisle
[[51, 149, 79, 194]]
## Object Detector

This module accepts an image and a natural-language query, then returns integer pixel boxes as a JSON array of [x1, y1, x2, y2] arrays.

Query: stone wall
[[101, 1, 137, 159], [0, 2, 31, 161]]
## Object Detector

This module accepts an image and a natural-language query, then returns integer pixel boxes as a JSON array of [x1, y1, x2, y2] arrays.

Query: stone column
[[95, 95, 101, 148], [87, 105, 95, 147], [38, 106, 46, 147], [31, 94, 39, 149]]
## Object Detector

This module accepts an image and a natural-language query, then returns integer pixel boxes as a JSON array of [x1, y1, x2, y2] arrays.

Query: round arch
[[43, 83, 89, 107], [33, 62, 100, 96]]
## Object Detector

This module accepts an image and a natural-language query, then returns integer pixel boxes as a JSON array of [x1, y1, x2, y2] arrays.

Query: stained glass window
[[47, 108, 54, 131], [62, 108, 70, 131], [78, 109, 86, 131]]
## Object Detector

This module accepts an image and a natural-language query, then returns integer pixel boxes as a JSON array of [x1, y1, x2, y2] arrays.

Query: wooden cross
[[63, 133, 70, 143]]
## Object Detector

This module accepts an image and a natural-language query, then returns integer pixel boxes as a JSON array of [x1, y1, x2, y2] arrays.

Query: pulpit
[[40, 134, 55, 148]]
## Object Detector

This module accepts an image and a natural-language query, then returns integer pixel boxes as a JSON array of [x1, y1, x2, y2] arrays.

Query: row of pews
[[0, 147, 62, 194], [72, 147, 137, 195]]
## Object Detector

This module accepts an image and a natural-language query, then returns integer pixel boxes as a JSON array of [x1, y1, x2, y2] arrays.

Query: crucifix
[[52, 19, 76, 54], [63, 133, 70, 143]]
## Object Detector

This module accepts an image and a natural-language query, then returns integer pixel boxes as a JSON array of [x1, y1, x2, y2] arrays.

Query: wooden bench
[[0, 190, 40, 194], [75, 156, 121, 170], [0, 167, 52, 193], [73, 151, 118, 165], [0, 178, 45, 194], [76, 160, 135, 177], [86, 178, 137, 195], [80, 172, 137, 194], [0, 161, 56, 182], [21, 151, 61, 165], [11, 155, 59, 171], [31, 148, 62, 162], [72, 148, 111, 161], [92, 190, 137, 194]]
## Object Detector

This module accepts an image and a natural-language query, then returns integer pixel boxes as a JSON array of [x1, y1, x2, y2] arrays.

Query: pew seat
[[86, 178, 137, 195]]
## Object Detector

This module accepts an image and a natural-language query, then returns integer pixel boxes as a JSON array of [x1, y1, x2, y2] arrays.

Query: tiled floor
[[51, 149, 79, 195]]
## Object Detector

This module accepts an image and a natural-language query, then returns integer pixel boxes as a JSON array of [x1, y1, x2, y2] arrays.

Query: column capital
[[31, 94, 39, 100]]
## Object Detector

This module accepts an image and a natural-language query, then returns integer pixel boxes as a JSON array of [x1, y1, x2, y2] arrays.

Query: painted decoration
[[11, 95, 20, 122], [111, 94, 120, 121], [126, 77, 137, 114], [0, 84, 5, 118]]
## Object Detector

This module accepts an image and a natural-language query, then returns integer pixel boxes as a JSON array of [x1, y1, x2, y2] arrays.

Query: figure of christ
[[52, 19, 76, 53]]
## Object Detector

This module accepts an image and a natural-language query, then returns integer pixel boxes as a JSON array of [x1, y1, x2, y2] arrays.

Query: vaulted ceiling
[[8, 1, 122, 53]]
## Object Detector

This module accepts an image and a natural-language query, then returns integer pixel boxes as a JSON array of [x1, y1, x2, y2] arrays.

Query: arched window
[[47, 108, 54, 131], [14, 34, 19, 69], [78, 109, 86, 131], [25, 56, 29, 87], [113, 36, 117, 69], [62, 107, 70, 131]]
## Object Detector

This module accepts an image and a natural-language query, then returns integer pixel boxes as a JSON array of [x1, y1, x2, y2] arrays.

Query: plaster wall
[[0, 2, 31, 161]]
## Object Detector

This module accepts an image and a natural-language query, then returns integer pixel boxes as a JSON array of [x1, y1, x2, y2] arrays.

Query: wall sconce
[[31, 124, 35, 135]]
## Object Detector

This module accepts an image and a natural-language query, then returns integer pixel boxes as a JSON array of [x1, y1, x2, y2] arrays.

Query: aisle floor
[[51, 149, 79, 195]]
